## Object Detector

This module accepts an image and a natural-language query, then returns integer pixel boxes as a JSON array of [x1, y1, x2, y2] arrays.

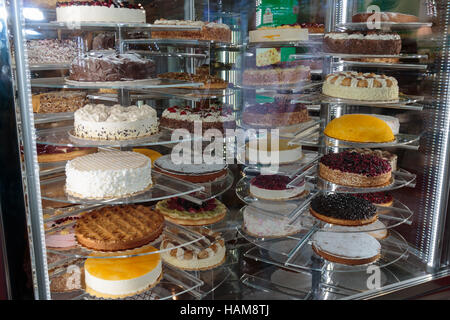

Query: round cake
[[56, 1, 146, 23], [322, 71, 399, 101], [160, 227, 226, 271], [323, 31, 402, 55], [75, 205, 164, 251], [310, 193, 378, 226], [353, 192, 394, 207], [84, 246, 162, 299], [65, 151, 152, 200], [349, 148, 398, 172], [153, 155, 227, 183], [312, 232, 381, 265], [160, 105, 235, 134], [324, 114, 395, 143], [249, 174, 306, 201], [327, 220, 389, 240], [243, 204, 303, 238], [245, 136, 303, 165], [69, 53, 156, 82], [73, 104, 158, 140], [242, 100, 309, 128], [319, 151, 392, 187], [155, 198, 227, 226]]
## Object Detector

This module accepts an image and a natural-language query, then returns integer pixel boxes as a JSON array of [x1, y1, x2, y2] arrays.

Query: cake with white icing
[[243, 204, 303, 238], [249, 174, 306, 201], [56, 1, 146, 23], [73, 104, 158, 140], [160, 228, 225, 271], [84, 246, 162, 299], [312, 232, 381, 265], [65, 150, 152, 199], [323, 71, 399, 101]]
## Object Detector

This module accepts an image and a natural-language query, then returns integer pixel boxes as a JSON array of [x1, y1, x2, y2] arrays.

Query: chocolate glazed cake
[[323, 30, 402, 55], [69, 53, 156, 82], [310, 193, 378, 226], [319, 151, 392, 187]]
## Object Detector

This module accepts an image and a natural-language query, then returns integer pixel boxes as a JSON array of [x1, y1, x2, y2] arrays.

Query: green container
[[255, 0, 299, 28]]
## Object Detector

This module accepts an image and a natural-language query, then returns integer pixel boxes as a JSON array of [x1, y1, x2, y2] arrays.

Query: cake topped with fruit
[[353, 192, 393, 207], [155, 198, 227, 226], [36, 144, 97, 163], [319, 151, 392, 187], [249, 174, 306, 201], [56, 1, 146, 23]]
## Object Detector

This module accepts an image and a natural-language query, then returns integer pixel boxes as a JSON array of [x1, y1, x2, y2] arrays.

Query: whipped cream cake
[[56, 1, 146, 23], [160, 227, 226, 271], [243, 204, 303, 238], [65, 151, 152, 199], [249, 174, 306, 201], [73, 104, 158, 140], [84, 246, 162, 299], [312, 232, 381, 265], [323, 71, 399, 101], [245, 136, 303, 165]]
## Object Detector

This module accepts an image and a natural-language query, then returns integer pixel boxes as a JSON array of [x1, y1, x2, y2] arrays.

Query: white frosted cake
[[323, 71, 399, 101], [65, 151, 152, 199], [56, 1, 146, 23], [243, 204, 303, 238], [74, 104, 158, 140], [84, 246, 162, 299]]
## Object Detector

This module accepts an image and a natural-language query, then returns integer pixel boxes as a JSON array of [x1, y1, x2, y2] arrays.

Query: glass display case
[[0, 0, 449, 300]]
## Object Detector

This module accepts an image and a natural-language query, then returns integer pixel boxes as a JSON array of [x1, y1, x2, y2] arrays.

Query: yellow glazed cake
[[324, 114, 395, 143], [84, 246, 162, 298]]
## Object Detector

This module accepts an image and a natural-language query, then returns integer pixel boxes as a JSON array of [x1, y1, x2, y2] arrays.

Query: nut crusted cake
[[75, 205, 164, 251], [242, 100, 309, 128], [26, 39, 79, 65], [69, 53, 156, 82], [160, 227, 226, 271], [32, 91, 87, 113], [324, 30, 402, 55], [319, 151, 392, 187], [243, 62, 311, 86], [322, 71, 399, 101], [151, 19, 231, 43], [310, 193, 378, 226]]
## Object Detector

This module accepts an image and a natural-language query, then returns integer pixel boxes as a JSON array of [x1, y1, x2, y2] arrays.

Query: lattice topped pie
[[75, 205, 164, 251], [323, 71, 399, 101]]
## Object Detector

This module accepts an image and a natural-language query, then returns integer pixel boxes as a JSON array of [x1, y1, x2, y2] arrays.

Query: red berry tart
[[249, 174, 307, 201], [319, 151, 392, 187], [36, 144, 97, 163], [353, 192, 393, 207], [155, 198, 227, 226]]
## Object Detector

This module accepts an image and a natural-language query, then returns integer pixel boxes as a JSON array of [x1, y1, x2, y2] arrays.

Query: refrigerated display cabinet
[[0, 0, 449, 300]]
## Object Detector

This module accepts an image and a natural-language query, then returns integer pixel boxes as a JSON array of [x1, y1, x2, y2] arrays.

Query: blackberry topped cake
[[56, 1, 146, 23], [69, 53, 156, 82], [319, 151, 392, 187], [242, 99, 309, 128], [310, 193, 378, 226], [249, 174, 306, 201], [322, 71, 399, 101], [324, 30, 402, 55], [151, 19, 231, 43]]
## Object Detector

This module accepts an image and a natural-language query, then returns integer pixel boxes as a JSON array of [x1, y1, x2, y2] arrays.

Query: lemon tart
[[84, 246, 162, 298]]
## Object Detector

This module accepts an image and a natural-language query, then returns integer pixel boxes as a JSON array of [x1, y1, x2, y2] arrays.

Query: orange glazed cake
[[84, 246, 162, 298]]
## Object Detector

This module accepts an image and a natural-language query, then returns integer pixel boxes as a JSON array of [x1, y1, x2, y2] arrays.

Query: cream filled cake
[[249, 174, 306, 201], [243, 204, 303, 238], [246, 137, 303, 165], [73, 104, 158, 140], [65, 151, 152, 199], [160, 228, 226, 271], [56, 1, 146, 23], [84, 246, 162, 299], [323, 71, 399, 101]]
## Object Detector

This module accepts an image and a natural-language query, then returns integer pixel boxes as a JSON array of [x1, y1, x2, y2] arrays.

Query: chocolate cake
[[323, 31, 402, 55], [92, 33, 116, 50], [242, 99, 309, 128], [310, 193, 378, 226], [319, 151, 392, 187], [68, 53, 156, 82]]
